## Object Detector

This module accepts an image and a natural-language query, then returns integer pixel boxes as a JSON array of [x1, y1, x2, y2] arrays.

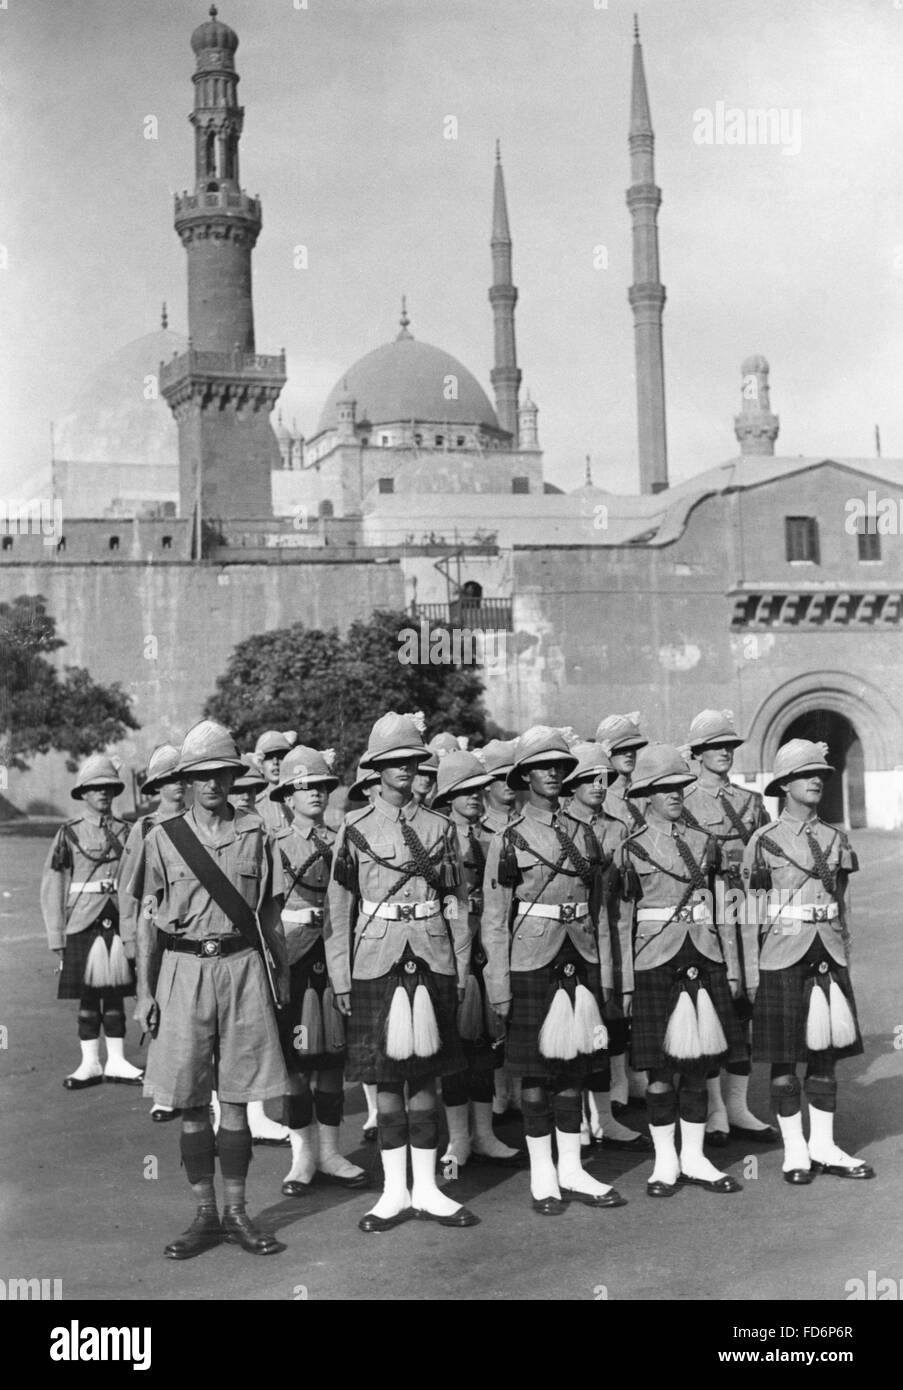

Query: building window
[[856, 518, 881, 562], [361, 437, 370, 447], [785, 516, 819, 563], [1, 536, 12, 551], [161, 535, 173, 551], [378, 477, 395, 494], [435, 434, 444, 447], [319, 499, 334, 518], [108, 536, 120, 552], [512, 476, 530, 495], [414, 433, 422, 446], [456, 436, 466, 447], [381, 434, 390, 446]]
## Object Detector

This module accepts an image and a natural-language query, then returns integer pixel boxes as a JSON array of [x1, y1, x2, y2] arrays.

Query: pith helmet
[[177, 720, 244, 775], [506, 726, 579, 790], [432, 750, 492, 807], [595, 712, 648, 756], [764, 740, 834, 798], [347, 759, 380, 806], [416, 750, 439, 777], [272, 745, 339, 801], [254, 729, 298, 759], [480, 738, 517, 780], [627, 743, 696, 797], [231, 754, 267, 794], [562, 741, 616, 789], [72, 753, 125, 801], [141, 743, 181, 795], [360, 711, 429, 769], [687, 709, 744, 751], [428, 731, 466, 755]]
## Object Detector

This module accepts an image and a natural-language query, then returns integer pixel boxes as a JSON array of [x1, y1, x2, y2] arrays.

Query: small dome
[[741, 354, 769, 375], [54, 329, 188, 467], [274, 412, 292, 445], [318, 336, 499, 435], [191, 6, 239, 56]]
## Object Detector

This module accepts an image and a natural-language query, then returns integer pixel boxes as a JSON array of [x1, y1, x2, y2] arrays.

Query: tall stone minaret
[[734, 355, 780, 455], [627, 18, 668, 494], [161, 7, 285, 523], [489, 142, 522, 444]]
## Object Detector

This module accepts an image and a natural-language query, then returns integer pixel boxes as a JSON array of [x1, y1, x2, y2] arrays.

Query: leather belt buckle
[[812, 905, 828, 923], [677, 907, 692, 922], [201, 939, 220, 957], [560, 903, 576, 924], [310, 909, 324, 927], [395, 904, 415, 922]]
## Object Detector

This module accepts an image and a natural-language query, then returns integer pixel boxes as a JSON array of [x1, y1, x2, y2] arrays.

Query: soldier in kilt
[[742, 739, 873, 1185], [41, 754, 142, 1090], [431, 750, 521, 1167], [597, 713, 650, 1110], [325, 712, 478, 1233], [563, 742, 651, 1152], [619, 744, 747, 1198], [345, 759, 382, 1141], [681, 709, 775, 1148], [119, 744, 189, 1121], [482, 728, 626, 1216], [253, 730, 297, 832], [269, 745, 366, 1195], [479, 738, 522, 1119]]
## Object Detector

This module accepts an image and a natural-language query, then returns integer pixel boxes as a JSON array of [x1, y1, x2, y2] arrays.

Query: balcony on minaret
[[174, 187, 260, 219], [160, 345, 286, 409]]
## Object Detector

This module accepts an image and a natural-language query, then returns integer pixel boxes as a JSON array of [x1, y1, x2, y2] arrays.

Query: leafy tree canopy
[[0, 594, 139, 771], [204, 609, 491, 779]]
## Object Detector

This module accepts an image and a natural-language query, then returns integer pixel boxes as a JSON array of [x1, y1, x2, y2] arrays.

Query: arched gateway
[[739, 672, 903, 830]]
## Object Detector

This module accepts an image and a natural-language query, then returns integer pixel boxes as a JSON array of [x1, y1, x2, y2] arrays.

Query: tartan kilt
[[506, 941, 606, 1081], [345, 951, 465, 1085], [57, 910, 136, 1002], [459, 938, 505, 1073], [752, 939, 863, 1066], [279, 938, 346, 1074], [631, 938, 746, 1073]]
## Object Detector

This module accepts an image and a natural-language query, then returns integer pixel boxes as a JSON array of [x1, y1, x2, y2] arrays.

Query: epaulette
[[235, 810, 265, 834], [747, 819, 781, 853], [506, 811, 526, 830], [344, 804, 375, 826], [271, 823, 293, 840]]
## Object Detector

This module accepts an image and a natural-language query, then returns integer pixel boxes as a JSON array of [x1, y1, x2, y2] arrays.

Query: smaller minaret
[[627, 17, 668, 493], [734, 355, 779, 456], [518, 389, 540, 450], [489, 141, 522, 443], [335, 379, 357, 440]]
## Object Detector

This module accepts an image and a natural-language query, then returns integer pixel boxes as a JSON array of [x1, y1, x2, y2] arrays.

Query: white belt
[[637, 902, 712, 925], [282, 907, 324, 925], [361, 899, 440, 922], [515, 901, 590, 923], [769, 902, 839, 924], [69, 880, 116, 895]]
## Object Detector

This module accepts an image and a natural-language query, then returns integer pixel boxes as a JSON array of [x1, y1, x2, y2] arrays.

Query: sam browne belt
[[514, 901, 590, 923]]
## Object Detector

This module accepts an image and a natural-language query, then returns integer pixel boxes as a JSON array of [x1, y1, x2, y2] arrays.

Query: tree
[[0, 594, 139, 771], [204, 609, 490, 779]]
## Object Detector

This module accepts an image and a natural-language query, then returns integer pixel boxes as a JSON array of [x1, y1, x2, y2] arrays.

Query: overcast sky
[[2, 0, 902, 499]]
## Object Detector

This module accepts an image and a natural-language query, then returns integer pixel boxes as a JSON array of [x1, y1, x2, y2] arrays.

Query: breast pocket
[[164, 865, 195, 925], [236, 857, 262, 906]]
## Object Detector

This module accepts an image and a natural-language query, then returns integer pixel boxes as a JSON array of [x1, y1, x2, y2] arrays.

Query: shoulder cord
[[347, 821, 448, 970], [506, 825, 584, 880]]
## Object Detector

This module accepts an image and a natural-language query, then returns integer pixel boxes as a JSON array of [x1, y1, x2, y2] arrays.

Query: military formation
[[40, 707, 875, 1261]]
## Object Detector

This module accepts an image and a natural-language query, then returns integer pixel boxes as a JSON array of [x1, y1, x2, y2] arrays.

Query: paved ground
[[1, 829, 901, 1302]]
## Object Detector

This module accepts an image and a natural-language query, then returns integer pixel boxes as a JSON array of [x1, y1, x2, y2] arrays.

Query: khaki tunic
[[273, 817, 334, 966], [41, 811, 129, 950]]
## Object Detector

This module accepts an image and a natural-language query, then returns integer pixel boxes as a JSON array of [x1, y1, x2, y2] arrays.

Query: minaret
[[161, 7, 285, 523], [518, 389, 540, 450], [627, 18, 668, 494], [734, 355, 780, 456], [489, 141, 522, 444]]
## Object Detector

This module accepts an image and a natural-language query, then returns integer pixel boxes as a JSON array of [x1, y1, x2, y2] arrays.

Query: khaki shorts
[[144, 946, 289, 1108]]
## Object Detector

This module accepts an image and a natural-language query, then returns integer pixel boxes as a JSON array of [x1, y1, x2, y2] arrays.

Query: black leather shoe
[[704, 1130, 730, 1149], [362, 1126, 378, 1142], [252, 1136, 290, 1147], [62, 1074, 104, 1091], [316, 1168, 369, 1189], [810, 1160, 875, 1180], [560, 1187, 627, 1208], [646, 1180, 680, 1198], [358, 1207, 413, 1233], [678, 1173, 742, 1194], [729, 1124, 778, 1144], [151, 1107, 182, 1123], [413, 1206, 480, 1227], [281, 1179, 313, 1197], [600, 1133, 653, 1152], [532, 1195, 567, 1215], [222, 1209, 285, 1255], [103, 1073, 144, 1086], [783, 1168, 814, 1185], [164, 1208, 223, 1260]]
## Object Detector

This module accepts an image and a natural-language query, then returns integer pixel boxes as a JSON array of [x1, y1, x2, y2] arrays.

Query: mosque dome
[[54, 329, 188, 466], [191, 6, 239, 56], [317, 326, 500, 436]]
